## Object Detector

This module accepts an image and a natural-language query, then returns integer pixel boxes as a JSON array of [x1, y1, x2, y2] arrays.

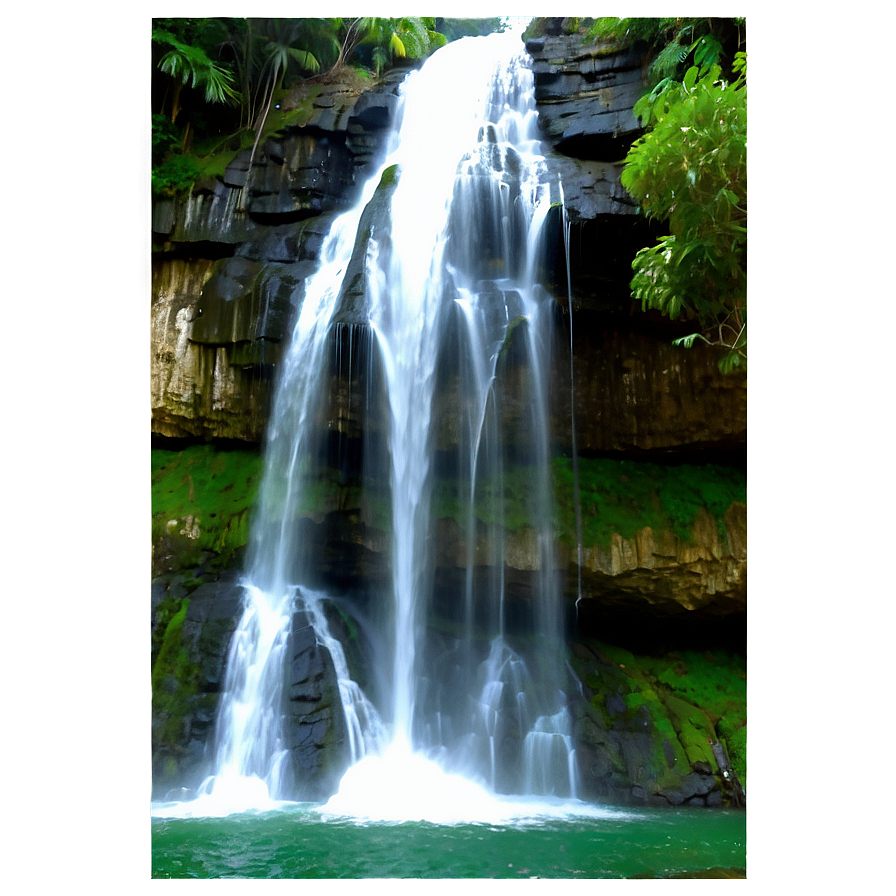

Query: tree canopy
[[624, 55, 746, 373]]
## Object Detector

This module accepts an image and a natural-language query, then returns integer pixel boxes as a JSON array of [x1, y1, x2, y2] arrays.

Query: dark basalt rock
[[180, 575, 245, 691], [236, 213, 340, 265], [543, 150, 637, 220], [189, 257, 300, 350], [281, 605, 351, 801], [333, 164, 400, 326], [152, 576, 354, 802], [151, 573, 245, 797], [247, 131, 358, 218], [527, 34, 646, 160]]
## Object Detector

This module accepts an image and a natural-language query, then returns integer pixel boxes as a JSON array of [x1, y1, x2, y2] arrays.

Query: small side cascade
[[522, 702, 578, 799], [560, 187, 585, 620], [197, 581, 293, 803], [300, 587, 387, 763], [180, 184, 247, 242]]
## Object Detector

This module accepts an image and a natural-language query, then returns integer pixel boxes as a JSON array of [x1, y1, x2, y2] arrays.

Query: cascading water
[[189, 26, 583, 821], [192, 172, 391, 814]]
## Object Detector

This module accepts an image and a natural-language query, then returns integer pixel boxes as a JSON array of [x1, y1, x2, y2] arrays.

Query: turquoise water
[[151, 804, 746, 879]]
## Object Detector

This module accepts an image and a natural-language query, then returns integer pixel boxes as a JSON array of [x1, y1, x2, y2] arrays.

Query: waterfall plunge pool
[[151, 801, 746, 879]]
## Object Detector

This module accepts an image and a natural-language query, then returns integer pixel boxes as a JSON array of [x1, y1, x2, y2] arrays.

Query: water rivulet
[[186, 28, 583, 820]]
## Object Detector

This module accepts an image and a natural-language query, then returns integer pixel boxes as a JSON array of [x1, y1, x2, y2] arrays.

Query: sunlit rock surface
[[151, 258, 272, 441]]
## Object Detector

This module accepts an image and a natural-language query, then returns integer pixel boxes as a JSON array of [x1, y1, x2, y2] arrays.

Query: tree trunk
[[239, 74, 278, 211]]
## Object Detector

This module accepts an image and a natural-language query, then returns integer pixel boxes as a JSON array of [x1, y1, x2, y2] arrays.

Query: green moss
[[553, 457, 745, 550], [498, 315, 528, 362], [152, 153, 203, 197], [262, 94, 319, 134], [577, 638, 746, 795], [151, 602, 200, 749], [378, 163, 399, 188], [717, 715, 747, 789], [152, 445, 263, 570], [424, 457, 746, 550], [641, 649, 746, 726], [152, 595, 187, 667]]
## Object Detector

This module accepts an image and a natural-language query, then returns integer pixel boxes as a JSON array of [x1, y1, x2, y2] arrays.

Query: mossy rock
[[571, 639, 746, 804], [151, 602, 201, 752], [553, 457, 746, 551], [151, 445, 263, 575]]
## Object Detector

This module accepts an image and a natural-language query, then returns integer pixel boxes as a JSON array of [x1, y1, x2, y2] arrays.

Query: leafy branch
[[622, 50, 747, 373]]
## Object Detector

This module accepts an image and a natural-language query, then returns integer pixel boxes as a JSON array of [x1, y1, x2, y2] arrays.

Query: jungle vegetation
[[151, 17, 501, 197]]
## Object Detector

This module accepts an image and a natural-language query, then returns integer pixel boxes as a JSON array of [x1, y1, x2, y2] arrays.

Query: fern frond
[[288, 47, 321, 73]]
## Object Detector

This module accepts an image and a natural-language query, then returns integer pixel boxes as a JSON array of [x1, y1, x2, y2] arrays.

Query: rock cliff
[[151, 40, 745, 457], [151, 28, 746, 808]]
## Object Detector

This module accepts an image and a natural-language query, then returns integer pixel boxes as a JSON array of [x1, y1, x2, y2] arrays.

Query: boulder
[[281, 606, 351, 801]]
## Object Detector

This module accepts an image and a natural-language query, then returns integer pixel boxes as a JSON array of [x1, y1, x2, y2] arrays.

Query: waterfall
[[198, 26, 580, 818], [560, 189, 585, 618]]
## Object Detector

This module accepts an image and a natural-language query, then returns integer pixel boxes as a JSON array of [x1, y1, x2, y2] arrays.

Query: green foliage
[[152, 114, 180, 161], [364, 17, 448, 75], [717, 715, 747, 788], [432, 465, 537, 533], [623, 55, 747, 373], [643, 648, 747, 786], [576, 639, 746, 795], [152, 595, 186, 667], [435, 18, 504, 42], [153, 26, 239, 114], [151, 153, 202, 197], [428, 456, 744, 550], [589, 17, 683, 45], [587, 18, 733, 85]]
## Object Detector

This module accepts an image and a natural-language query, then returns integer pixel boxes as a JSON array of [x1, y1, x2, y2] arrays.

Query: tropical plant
[[362, 17, 447, 75], [152, 153, 202, 197], [621, 53, 747, 372], [587, 17, 740, 86], [152, 27, 239, 125], [234, 18, 341, 204], [151, 114, 180, 162]]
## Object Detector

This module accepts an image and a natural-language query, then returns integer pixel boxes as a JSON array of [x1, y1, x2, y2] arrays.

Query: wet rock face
[[151, 40, 744, 459], [151, 574, 354, 801], [527, 34, 645, 160], [151, 258, 273, 442], [555, 325, 748, 457], [569, 642, 745, 808], [527, 31, 646, 223], [151, 574, 244, 797], [281, 608, 351, 802], [151, 75, 403, 442]]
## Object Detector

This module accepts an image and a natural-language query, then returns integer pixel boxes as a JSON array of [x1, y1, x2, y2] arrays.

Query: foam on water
[[151, 776, 292, 819], [317, 739, 621, 826]]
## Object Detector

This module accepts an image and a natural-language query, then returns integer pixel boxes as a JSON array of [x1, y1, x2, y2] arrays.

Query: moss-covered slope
[[151, 444, 263, 576]]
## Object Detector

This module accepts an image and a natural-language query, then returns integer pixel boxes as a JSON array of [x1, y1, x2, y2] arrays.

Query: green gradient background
[[0, 0, 896, 896]]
